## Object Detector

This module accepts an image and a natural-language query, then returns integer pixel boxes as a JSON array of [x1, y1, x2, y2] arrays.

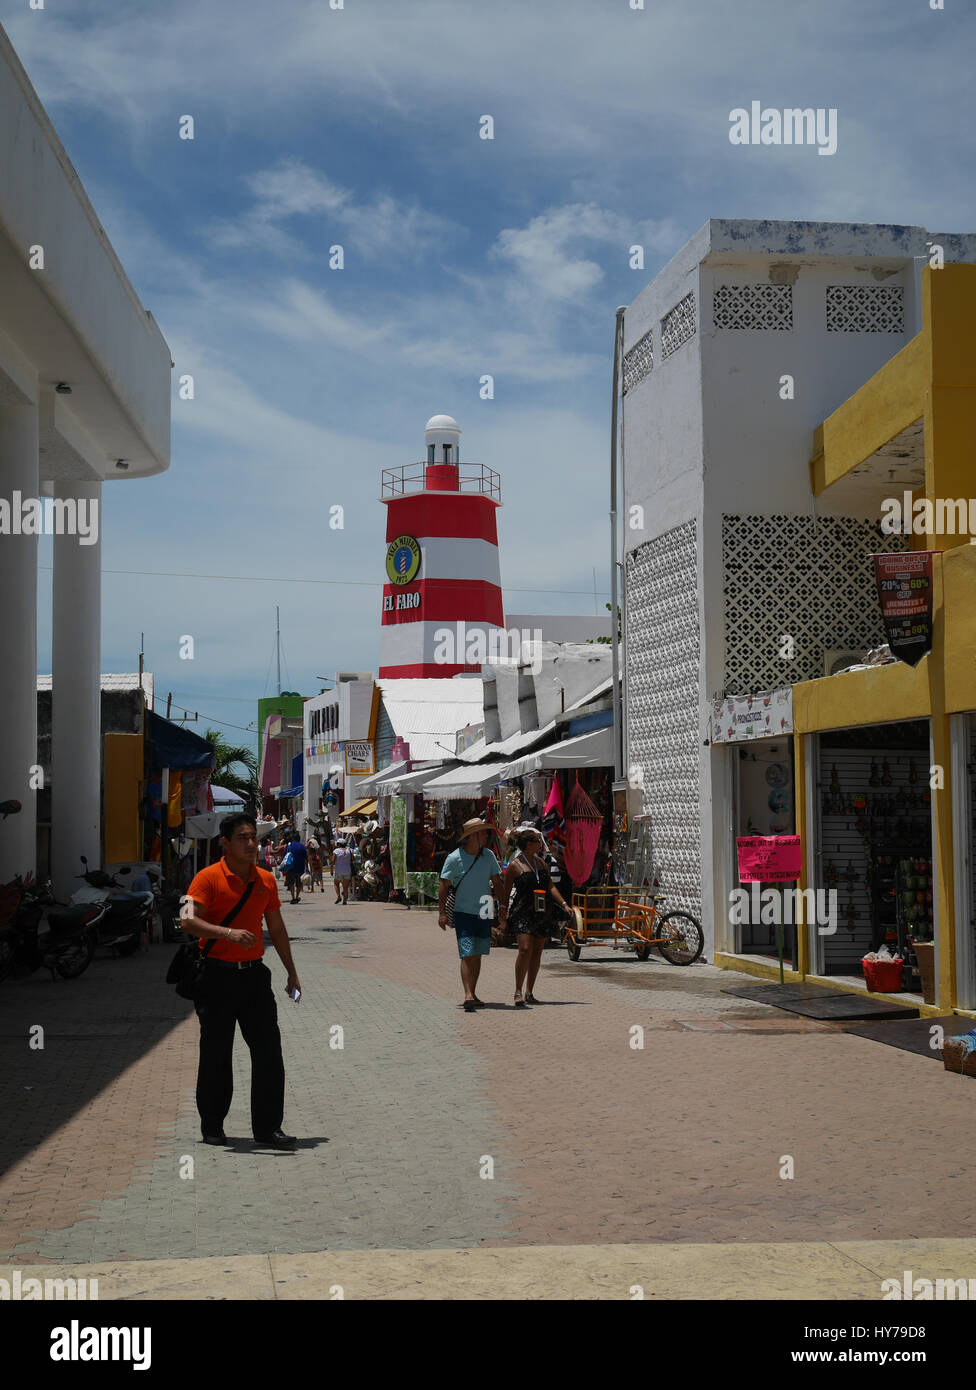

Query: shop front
[[709, 689, 797, 968], [807, 718, 933, 987]]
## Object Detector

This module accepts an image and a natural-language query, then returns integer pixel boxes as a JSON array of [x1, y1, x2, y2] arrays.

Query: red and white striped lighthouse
[[379, 415, 504, 678]]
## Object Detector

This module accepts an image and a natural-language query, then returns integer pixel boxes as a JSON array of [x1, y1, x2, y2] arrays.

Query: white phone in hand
[[286, 986, 301, 1003]]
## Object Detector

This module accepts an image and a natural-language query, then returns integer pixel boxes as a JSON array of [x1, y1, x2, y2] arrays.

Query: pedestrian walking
[[182, 812, 301, 1150], [332, 839, 354, 903], [438, 819, 504, 1012], [281, 834, 308, 905], [306, 835, 324, 893], [501, 826, 573, 1007]]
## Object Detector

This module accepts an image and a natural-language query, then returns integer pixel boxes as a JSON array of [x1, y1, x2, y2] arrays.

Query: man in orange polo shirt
[[182, 812, 302, 1149]]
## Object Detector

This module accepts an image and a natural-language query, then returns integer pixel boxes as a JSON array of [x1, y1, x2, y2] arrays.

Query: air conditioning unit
[[824, 649, 869, 677]]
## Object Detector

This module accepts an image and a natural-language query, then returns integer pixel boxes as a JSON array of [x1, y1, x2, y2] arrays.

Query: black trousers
[[194, 961, 285, 1137]]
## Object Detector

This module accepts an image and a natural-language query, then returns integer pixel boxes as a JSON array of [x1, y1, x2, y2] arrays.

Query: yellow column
[[922, 264, 976, 554], [927, 554, 956, 1007]]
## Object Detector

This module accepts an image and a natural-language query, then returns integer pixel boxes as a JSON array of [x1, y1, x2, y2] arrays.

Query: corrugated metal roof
[[377, 678, 484, 761], [458, 675, 612, 763], [37, 672, 154, 704]]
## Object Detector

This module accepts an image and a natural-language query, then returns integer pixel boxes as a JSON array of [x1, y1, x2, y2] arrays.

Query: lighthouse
[[379, 415, 504, 678]]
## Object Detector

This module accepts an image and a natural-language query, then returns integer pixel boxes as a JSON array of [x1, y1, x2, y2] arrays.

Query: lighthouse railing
[[381, 462, 501, 503]]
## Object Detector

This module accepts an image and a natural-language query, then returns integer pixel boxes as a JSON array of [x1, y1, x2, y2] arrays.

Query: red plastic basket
[[862, 958, 904, 993]]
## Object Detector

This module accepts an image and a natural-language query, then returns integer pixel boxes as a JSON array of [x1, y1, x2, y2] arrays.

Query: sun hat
[[458, 818, 490, 847]]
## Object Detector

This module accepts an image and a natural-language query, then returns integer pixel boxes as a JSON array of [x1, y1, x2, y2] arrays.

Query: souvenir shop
[[494, 728, 616, 888], [810, 718, 933, 985]]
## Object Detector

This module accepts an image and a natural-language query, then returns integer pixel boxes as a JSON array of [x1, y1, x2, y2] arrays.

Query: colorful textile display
[[563, 775, 602, 886]]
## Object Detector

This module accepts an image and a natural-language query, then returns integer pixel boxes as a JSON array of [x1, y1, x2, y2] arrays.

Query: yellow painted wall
[[813, 334, 925, 495], [792, 659, 929, 734], [943, 543, 976, 713], [104, 732, 143, 863]]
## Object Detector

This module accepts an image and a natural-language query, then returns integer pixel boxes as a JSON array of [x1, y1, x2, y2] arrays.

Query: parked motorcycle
[[0, 874, 106, 983], [70, 857, 151, 956]]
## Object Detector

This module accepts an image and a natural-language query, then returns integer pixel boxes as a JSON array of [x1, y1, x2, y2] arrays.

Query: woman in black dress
[[502, 827, 572, 1007]]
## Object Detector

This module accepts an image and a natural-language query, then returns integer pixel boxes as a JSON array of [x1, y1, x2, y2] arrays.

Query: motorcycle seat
[[47, 905, 98, 933], [107, 890, 146, 905]]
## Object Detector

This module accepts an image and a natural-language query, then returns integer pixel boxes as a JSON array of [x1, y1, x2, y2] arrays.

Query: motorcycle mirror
[[80, 855, 89, 866], [0, 799, 22, 818]]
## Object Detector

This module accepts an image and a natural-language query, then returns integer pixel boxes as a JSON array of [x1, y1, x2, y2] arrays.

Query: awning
[[341, 797, 377, 818], [146, 710, 216, 773], [420, 762, 507, 800], [278, 785, 303, 799], [384, 765, 450, 795], [355, 760, 409, 797], [210, 784, 244, 805], [498, 727, 613, 780]]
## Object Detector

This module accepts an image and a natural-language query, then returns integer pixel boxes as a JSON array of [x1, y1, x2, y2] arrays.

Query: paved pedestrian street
[[1, 889, 975, 1300]]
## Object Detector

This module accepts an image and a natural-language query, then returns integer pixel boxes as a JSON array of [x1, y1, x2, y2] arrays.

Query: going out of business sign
[[872, 551, 935, 667]]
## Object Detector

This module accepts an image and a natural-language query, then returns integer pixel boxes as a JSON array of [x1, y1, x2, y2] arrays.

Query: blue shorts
[[453, 909, 491, 959]]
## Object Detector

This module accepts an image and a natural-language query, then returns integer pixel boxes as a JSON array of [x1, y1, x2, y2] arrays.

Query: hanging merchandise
[[563, 775, 603, 886]]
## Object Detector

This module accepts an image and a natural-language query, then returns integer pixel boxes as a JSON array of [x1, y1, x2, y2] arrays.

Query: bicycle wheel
[[657, 911, 704, 966]]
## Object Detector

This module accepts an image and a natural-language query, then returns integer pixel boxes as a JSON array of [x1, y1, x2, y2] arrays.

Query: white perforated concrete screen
[[722, 515, 908, 695], [625, 521, 702, 920]]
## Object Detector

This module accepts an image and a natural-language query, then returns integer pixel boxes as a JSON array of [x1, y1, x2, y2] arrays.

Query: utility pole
[[166, 692, 172, 720], [275, 605, 281, 696]]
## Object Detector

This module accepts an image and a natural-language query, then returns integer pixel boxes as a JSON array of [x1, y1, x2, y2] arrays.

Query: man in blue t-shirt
[[283, 838, 308, 905], [439, 819, 504, 1012]]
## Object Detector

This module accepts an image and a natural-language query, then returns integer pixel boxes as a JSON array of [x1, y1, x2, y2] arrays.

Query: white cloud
[[206, 158, 456, 261]]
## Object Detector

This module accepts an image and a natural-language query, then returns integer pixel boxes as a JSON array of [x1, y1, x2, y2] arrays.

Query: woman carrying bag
[[502, 826, 573, 1008]]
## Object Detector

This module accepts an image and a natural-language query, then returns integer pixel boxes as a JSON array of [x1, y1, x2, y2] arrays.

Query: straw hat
[[458, 818, 490, 847]]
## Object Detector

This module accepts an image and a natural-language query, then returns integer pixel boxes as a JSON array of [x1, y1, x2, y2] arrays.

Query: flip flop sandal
[[525, 993, 540, 1004], [463, 999, 477, 1013], [514, 993, 526, 1008]]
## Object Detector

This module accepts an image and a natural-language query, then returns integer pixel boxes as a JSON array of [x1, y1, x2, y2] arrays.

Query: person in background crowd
[[305, 834, 324, 893], [331, 838, 354, 904], [282, 834, 307, 905], [438, 819, 505, 1013], [502, 826, 573, 1007]]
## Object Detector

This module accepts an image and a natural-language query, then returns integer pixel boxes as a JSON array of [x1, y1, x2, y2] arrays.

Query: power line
[[38, 564, 609, 598]]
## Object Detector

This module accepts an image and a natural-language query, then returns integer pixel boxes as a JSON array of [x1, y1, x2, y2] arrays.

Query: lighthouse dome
[[424, 413, 461, 444]]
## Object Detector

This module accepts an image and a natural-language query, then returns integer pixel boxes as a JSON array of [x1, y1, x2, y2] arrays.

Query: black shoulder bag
[[166, 879, 256, 1001]]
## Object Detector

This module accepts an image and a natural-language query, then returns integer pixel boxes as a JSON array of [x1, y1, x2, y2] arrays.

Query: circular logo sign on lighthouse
[[386, 534, 421, 586]]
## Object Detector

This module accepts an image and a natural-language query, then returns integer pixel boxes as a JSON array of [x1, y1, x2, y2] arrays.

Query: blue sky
[[11, 0, 975, 748]]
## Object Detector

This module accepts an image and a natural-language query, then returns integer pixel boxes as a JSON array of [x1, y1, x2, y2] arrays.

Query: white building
[[621, 219, 976, 958], [0, 26, 170, 890]]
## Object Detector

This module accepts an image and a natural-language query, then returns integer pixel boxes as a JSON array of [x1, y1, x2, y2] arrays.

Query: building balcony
[[381, 462, 502, 504]]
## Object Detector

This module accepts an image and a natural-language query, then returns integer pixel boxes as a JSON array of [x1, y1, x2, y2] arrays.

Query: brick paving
[[0, 883, 973, 1266]]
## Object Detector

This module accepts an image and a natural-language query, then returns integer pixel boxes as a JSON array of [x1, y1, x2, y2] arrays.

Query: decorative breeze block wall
[[660, 292, 697, 359], [713, 284, 793, 331], [721, 514, 909, 695], [826, 285, 905, 333], [626, 521, 702, 921], [622, 329, 654, 396]]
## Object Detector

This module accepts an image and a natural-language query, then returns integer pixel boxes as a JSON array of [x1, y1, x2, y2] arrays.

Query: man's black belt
[[205, 957, 263, 970]]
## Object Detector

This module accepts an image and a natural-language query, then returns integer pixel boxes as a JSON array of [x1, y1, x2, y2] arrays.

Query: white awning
[[498, 727, 613, 780], [355, 760, 409, 796], [383, 765, 452, 795], [420, 762, 508, 800]]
